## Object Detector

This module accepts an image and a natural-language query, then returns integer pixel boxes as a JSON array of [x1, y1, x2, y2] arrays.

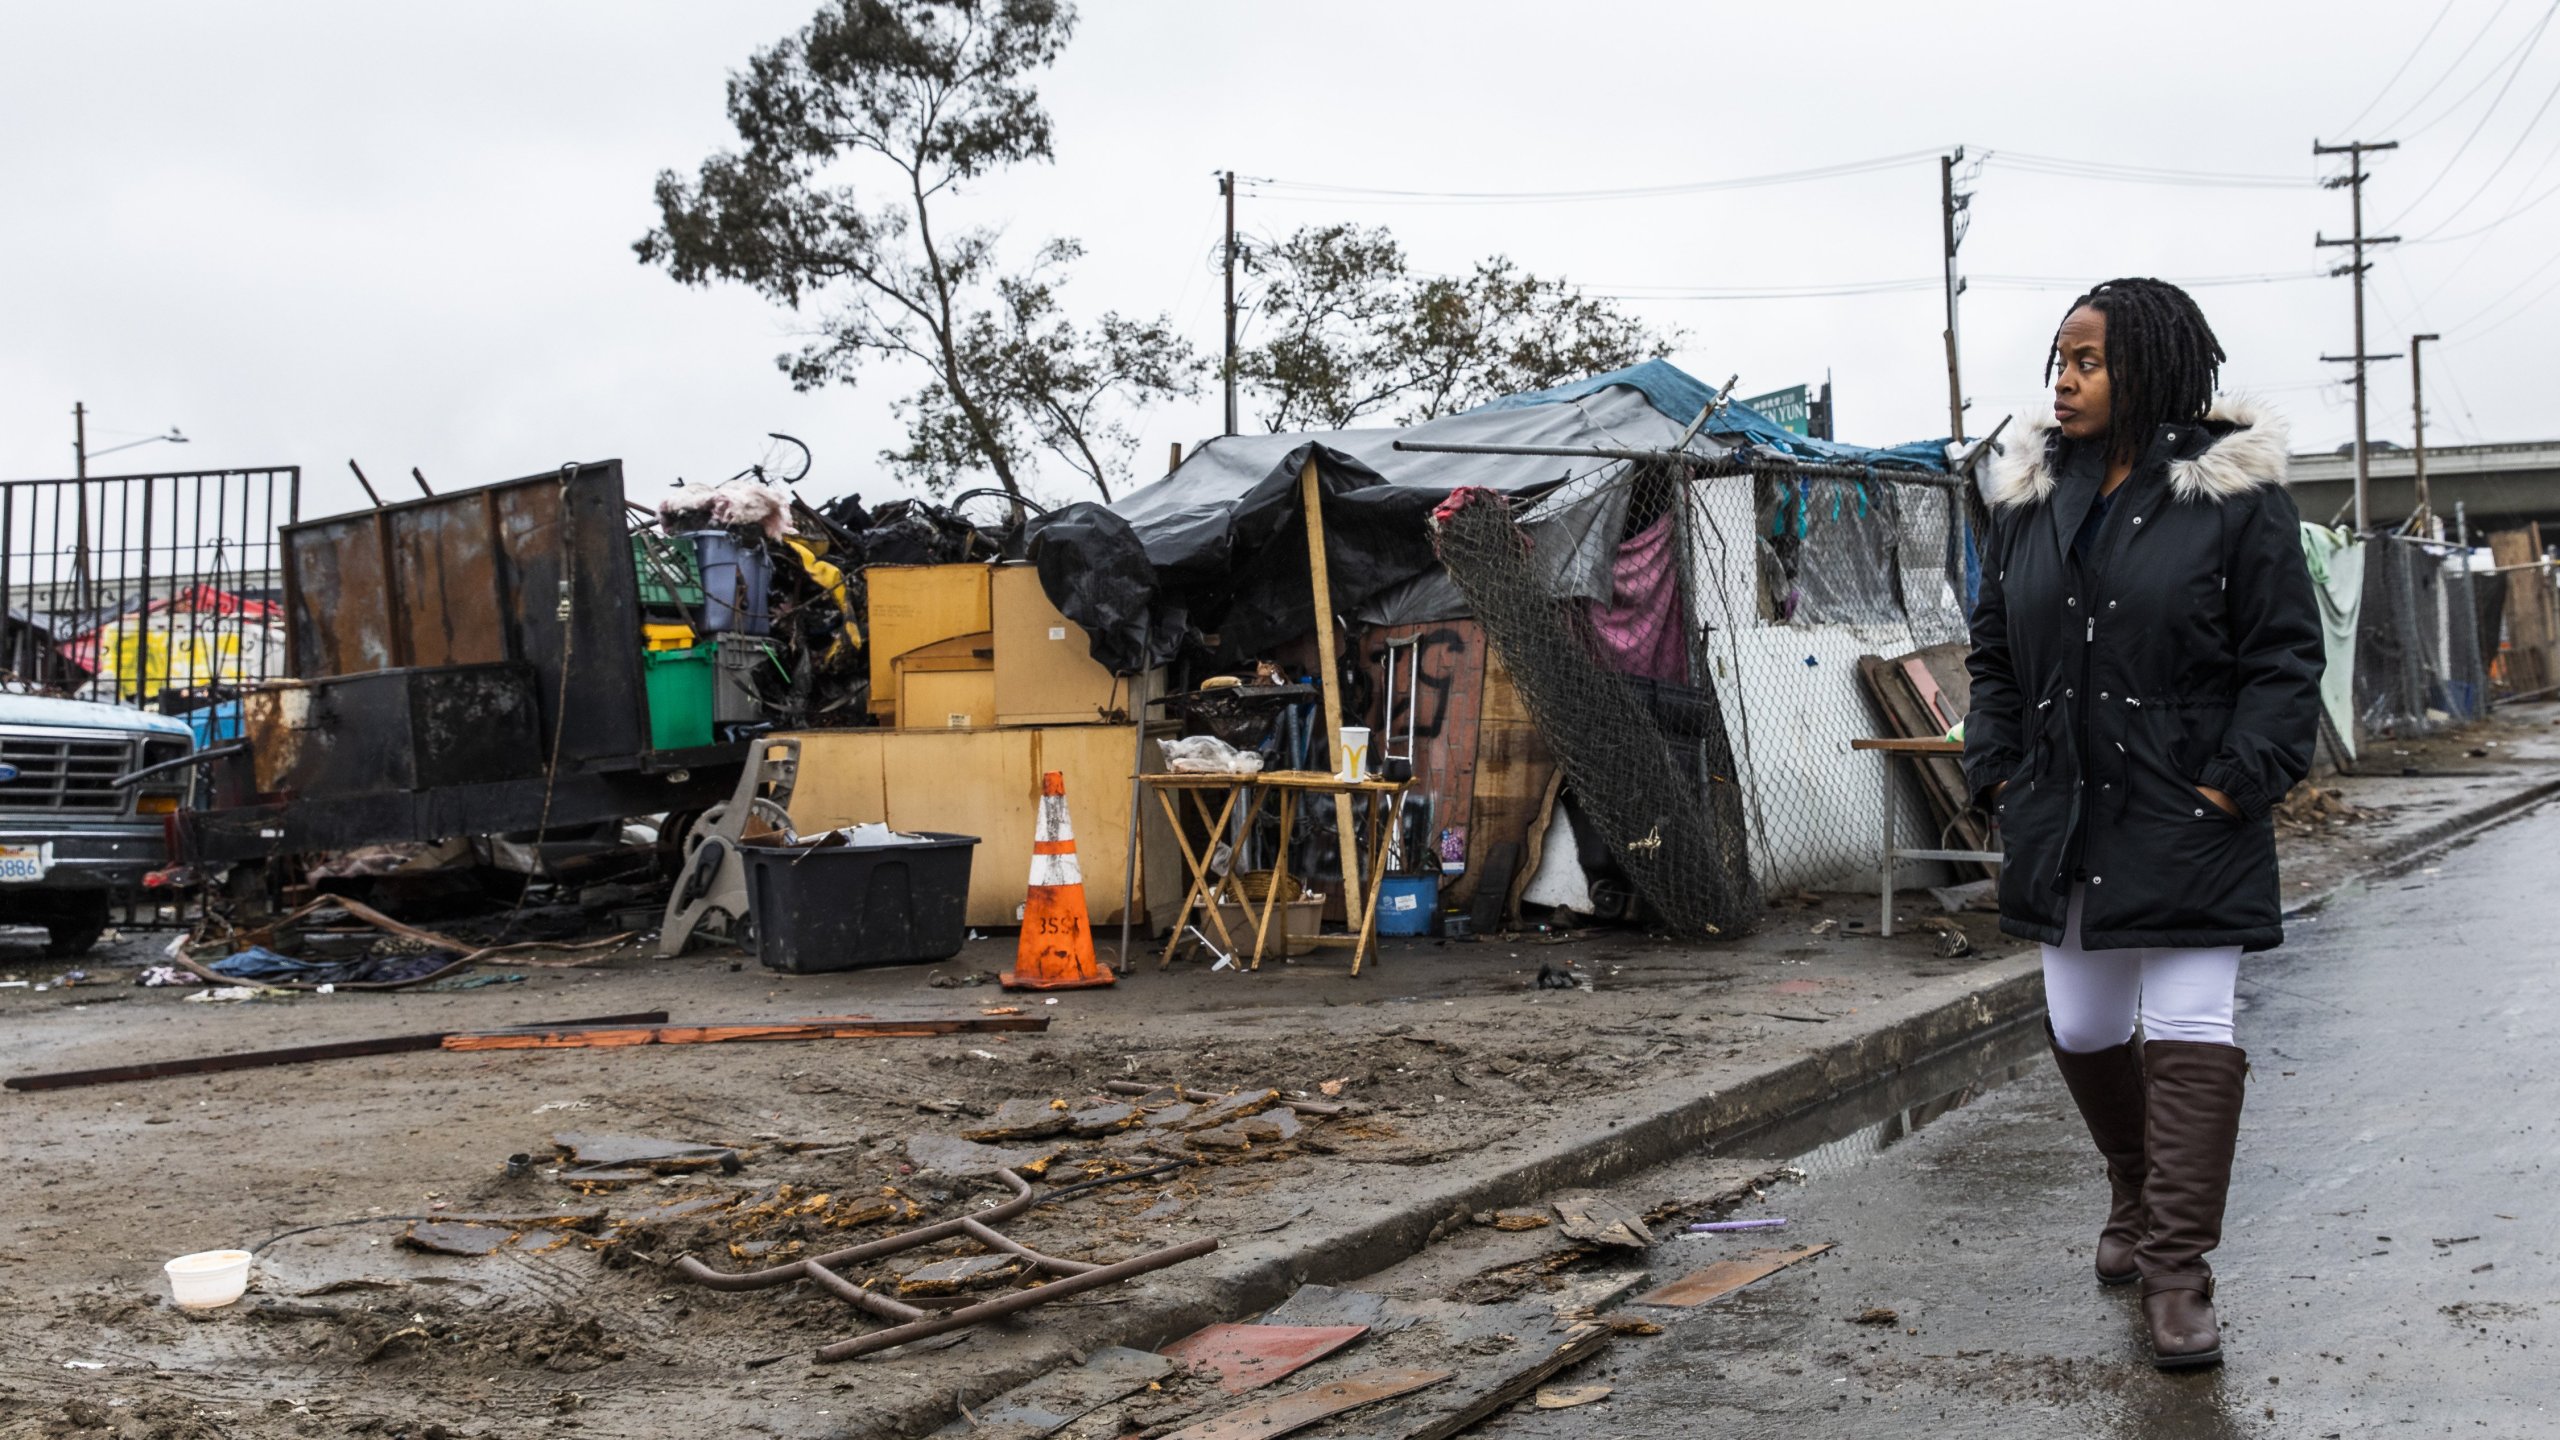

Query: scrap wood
[[400, 1221, 515, 1257], [927, 1346, 1174, 1440], [1544, 1269, 1650, 1324], [1159, 1322, 1371, 1395], [182, 892, 641, 991], [1258, 1285, 1415, 1335], [1163, 1368, 1453, 1440], [1631, 1244, 1833, 1307], [1331, 1304, 1609, 1440], [2, 1010, 670, 1092], [553, 1132, 742, 1174], [1534, 1384, 1611, 1410], [443, 1015, 1049, 1051], [1550, 1194, 1655, 1249], [1103, 1079, 1356, 1119]]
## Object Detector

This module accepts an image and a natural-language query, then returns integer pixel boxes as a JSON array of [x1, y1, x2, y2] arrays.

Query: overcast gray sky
[[2, 1, 2547, 518]]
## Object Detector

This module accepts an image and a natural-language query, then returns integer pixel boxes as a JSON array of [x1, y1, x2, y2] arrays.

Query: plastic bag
[[1158, 735, 1264, 776]]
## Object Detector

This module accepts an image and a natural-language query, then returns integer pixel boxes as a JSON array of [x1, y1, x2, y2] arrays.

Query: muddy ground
[[2, 705, 2550, 1440]]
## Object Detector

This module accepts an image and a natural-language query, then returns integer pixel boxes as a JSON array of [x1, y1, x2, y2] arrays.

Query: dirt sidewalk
[[2, 703, 2551, 1440]]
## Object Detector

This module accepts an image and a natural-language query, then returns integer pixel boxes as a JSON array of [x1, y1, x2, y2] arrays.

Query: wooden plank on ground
[[4, 1011, 671, 1091], [1550, 1193, 1654, 1249], [1631, 1244, 1834, 1307], [1161, 1323, 1371, 1394], [1332, 1319, 1611, 1440], [1163, 1368, 1452, 1440], [442, 1016, 1049, 1051], [932, 1346, 1174, 1439], [1259, 1285, 1414, 1335]]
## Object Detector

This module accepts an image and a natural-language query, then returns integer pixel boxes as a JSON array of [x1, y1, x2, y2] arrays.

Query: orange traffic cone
[[1001, 771, 1115, 990]]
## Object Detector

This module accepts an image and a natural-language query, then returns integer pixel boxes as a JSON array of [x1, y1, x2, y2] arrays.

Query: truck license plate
[[0, 845, 52, 883]]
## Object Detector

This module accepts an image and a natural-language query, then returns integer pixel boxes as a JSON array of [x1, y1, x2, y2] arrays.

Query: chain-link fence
[[1434, 460, 1976, 937], [2357, 534, 2495, 737]]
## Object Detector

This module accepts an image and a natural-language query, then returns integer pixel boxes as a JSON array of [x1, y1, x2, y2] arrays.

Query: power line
[[1241, 147, 2319, 207], [2378, 0, 2523, 136], [1977, 152, 2317, 189], [2336, 0, 2461, 136], [1586, 270, 2329, 302], [1237, 151, 1945, 205], [2391, 4, 2560, 231]]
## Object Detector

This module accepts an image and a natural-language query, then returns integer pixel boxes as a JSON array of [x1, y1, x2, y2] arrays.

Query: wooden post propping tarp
[[1300, 456, 1368, 943]]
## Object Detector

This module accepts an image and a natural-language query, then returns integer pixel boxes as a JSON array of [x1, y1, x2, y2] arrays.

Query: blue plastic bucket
[[688, 529, 773, 636], [1376, 874, 1439, 937]]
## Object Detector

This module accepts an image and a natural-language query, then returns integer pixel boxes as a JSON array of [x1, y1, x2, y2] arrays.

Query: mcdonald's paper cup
[[1336, 726, 1372, 781]]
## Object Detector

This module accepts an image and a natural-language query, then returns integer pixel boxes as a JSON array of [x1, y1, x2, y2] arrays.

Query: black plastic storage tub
[[741, 832, 980, 973]]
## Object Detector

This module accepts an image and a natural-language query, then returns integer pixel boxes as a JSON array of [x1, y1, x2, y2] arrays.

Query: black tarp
[[1026, 365, 1950, 675]]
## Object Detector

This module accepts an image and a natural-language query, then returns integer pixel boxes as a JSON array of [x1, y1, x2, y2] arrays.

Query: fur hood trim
[[1985, 397, 2289, 509]]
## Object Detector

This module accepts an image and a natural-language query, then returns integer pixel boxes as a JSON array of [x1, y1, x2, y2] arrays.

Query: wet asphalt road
[[1482, 801, 2560, 1438]]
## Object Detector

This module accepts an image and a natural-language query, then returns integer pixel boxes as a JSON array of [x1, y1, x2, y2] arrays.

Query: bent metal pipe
[[670, 1167, 1219, 1362]]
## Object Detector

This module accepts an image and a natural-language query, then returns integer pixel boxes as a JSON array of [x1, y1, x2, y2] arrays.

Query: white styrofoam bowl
[[164, 1249, 252, 1308]]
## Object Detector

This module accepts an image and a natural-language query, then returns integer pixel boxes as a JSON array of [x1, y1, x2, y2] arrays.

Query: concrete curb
[[2284, 775, 2560, 917], [848, 773, 2560, 1439]]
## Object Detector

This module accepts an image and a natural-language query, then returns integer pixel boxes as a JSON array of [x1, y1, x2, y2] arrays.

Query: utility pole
[[71, 401, 90, 627], [1219, 170, 1239, 436], [2410, 332, 2440, 530], [2314, 138, 2401, 533], [1939, 149, 1972, 443]]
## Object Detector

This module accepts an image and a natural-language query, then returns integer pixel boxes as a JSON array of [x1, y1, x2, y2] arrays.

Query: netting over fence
[[2358, 534, 2495, 737], [1433, 460, 1977, 938]]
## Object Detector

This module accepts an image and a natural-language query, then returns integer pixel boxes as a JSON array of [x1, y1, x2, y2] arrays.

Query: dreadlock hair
[[2043, 277, 2226, 464]]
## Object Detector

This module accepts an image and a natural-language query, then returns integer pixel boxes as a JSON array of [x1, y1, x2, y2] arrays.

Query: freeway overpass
[[2285, 440, 2560, 536]]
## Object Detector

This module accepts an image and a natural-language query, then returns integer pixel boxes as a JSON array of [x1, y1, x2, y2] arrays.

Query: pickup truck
[[0, 694, 193, 957]]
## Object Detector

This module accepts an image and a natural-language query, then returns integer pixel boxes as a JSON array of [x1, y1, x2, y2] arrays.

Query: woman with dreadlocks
[[1963, 278, 2323, 1370]]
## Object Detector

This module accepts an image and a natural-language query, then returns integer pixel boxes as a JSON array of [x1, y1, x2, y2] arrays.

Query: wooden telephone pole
[[2411, 331, 2440, 529], [1939, 149, 1972, 443], [2314, 138, 2401, 533], [1219, 170, 1239, 436]]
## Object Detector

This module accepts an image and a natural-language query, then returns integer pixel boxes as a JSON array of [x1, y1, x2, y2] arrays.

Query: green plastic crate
[[643, 643, 716, 750], [633, 532, 705, 611]]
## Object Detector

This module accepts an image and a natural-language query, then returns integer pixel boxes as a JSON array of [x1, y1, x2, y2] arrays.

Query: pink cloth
[[1587, 514, 1685, 681]]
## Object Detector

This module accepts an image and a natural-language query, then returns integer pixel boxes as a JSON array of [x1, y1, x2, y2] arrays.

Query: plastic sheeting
[[1477, 359, 1954, 472], [1027, 363, 1951, 673], [2298, 524, 2364, 761]]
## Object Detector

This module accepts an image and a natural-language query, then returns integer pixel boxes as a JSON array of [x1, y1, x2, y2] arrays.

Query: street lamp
[[64, 403, 191, 637], [72, 402, 187, 480]]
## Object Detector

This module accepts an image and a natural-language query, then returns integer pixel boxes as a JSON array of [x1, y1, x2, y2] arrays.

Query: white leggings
[[2043, 886, 2241, 1053]]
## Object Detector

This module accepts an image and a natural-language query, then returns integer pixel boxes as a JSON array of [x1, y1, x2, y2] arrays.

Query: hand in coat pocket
[[2195, 784, 2239, 817]]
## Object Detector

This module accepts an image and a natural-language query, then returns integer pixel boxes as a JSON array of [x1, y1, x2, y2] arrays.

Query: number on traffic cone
[[1001, 771, 1114, 990]]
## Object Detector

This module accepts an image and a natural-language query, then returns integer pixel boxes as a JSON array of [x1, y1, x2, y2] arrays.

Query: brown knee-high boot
[[2046, 1026, 2148, 1285], [2136, 1040, 2248, 1370]]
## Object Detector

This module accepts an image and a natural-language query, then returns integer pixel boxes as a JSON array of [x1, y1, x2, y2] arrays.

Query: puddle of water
[[1698, 1017, 2050, 1182]]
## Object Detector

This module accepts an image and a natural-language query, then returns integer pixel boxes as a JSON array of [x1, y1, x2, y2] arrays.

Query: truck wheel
[[44, 921, 104, 959]]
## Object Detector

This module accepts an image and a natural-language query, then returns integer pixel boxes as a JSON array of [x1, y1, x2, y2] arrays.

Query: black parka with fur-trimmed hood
[[1962, 399, 2325, 952]]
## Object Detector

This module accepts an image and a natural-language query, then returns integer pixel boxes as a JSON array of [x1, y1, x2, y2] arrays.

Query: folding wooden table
[[1141, 769, 1411, 975], [1850, 737, 2000, 937]]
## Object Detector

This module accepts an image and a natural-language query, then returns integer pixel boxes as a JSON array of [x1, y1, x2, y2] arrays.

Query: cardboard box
[[867, 564, 991, 721], [1209, 895, 1325, 958], [782, 724, 1177, 931], [892, 631, 994, 730], [992, 563, 1120, 725], [900, 669, 995, 730]]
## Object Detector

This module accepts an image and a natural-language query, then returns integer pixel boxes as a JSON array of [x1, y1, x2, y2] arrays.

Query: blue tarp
[[1476, 359, 1951, 472]]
